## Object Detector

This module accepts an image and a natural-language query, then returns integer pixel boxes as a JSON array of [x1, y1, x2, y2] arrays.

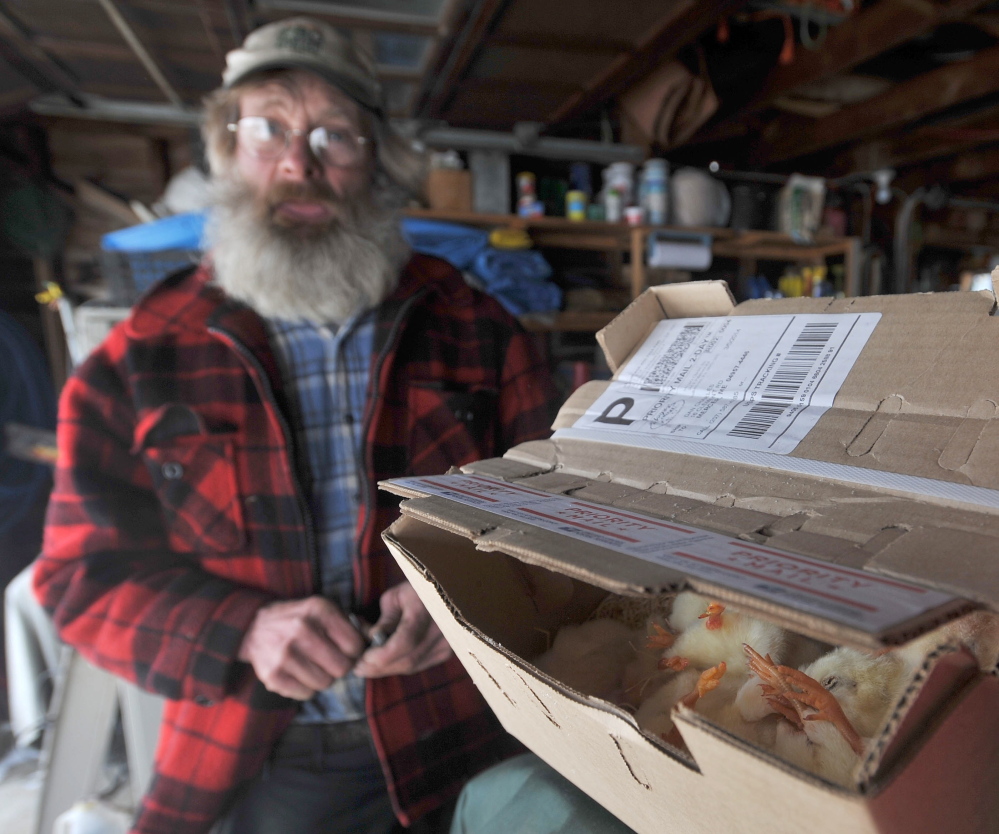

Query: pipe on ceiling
[[29, 93, 644, 163], [416, 125, 645, 165], [29, 93, 200, 125], [96, 0, 185, 108]]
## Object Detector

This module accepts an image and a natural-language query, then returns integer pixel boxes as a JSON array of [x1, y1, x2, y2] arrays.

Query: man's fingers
[[411, 630, 453, 671], [239, 596, 370, 697], [295, 619, 359, 678], [265, 669, 316, 701], [355, 619, 452, 677], [279, 647, 338, 692], [306, 600, 368, 659]]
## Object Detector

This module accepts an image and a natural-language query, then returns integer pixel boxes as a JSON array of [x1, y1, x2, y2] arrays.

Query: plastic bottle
[[565, 190, 588, 221], [640, 159, 669, 225], [53, 800, 130, 834], [516, 171, 543, 217], [603, 188, 623, 222], [602, 162, 634, 208]]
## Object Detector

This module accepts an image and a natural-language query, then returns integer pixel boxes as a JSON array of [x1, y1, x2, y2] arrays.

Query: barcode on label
[[647, 324, 705, 387], [727, 322, 838, 439], [727, 401, 788, 439]]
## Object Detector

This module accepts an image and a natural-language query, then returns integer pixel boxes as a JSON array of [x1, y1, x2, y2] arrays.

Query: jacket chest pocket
[[136, 405, 244, 553], [407, 383, 498, 475]]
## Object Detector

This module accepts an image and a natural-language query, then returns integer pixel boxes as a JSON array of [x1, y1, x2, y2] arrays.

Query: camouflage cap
[[222, 17, 383, 114]]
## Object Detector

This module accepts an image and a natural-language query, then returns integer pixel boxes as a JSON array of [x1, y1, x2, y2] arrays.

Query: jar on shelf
[[602, 162, 634, 208], [565, 190, 588, 221], [640, 158, 669, 225]]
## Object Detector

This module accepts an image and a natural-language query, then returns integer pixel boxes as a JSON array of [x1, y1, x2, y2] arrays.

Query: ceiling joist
[[546, 0, 749, 126], [752, 41, 999, 167], [693, 0, 996, 147], [96, 0, 185, 107], [0, 5, 80, 95]]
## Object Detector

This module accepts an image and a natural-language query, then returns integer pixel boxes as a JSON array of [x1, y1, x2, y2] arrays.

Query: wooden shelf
[[920, 223, 999, 251], [403, 208, 863, 323], [518, 310, 617, 332]]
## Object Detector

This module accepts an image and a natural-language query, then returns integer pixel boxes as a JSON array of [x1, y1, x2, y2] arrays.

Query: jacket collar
[[125, 252, 458, 341]]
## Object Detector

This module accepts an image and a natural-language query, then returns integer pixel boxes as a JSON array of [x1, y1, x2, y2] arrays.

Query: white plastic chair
[[34, 649, 163, 834]]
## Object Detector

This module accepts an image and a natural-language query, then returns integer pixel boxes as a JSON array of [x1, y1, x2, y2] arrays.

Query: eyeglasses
[[227, 116, 369, 168]]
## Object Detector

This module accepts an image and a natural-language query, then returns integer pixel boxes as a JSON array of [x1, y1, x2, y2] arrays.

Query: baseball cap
[[222, 17, 384, 114]]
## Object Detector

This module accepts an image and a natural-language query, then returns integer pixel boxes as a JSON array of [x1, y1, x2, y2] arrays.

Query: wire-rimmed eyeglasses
[[227, 116, 369, 168]]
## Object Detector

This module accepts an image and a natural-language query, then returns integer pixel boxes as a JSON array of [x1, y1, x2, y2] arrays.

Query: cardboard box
[[382, 280, 999, 834], [425, 168, 473, 212]]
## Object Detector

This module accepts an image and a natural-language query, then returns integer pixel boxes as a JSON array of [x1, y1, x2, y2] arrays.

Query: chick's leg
[[777, 667, 865, 756], [743, 644, 803, 730], [679, 662, 727, 709], [663, 663, 727, 748]]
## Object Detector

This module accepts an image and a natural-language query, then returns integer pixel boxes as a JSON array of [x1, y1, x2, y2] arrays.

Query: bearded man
[[34, 17, 555, 834]]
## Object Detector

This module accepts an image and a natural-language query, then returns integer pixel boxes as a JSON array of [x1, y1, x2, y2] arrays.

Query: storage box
[[74, 302, 131, 358], [425, 168, 473, 212], [99, 248, 201, 304], [381, 279, 999, 834]]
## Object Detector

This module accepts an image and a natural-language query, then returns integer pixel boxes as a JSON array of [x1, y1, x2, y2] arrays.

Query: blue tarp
[[400, 218, 562, 315], [102, 211, 207, 252], [101, 213, 562, 315], [471, 247, 562, 315], [400, 217, 489, 271]]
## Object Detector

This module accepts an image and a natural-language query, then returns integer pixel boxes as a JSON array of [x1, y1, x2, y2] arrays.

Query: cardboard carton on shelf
[[425, 167, 473, 213], [381, 276, 999, 834]]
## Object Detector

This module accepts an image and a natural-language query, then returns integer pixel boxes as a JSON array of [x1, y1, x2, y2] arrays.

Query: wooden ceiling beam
[[33, 36, 135, 63], [193, 0, 226, 60], [751, 42, 999, 167], [830, 108, 999, 176], [417, 0, 507, 119], [221, 0, 250, 45], [897, 145, 999, 191], [97, 0, 185, 107], [693, 0, 995, 146], [0, 5, 80, 95], [945, 181, 999, 200], [489, 31, 630, 55], [546, 0, 749, 126], [254, 3, 443, 37]]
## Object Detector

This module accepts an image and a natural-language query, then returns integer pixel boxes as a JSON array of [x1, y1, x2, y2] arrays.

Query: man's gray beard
[[207, 177, 410, 324]]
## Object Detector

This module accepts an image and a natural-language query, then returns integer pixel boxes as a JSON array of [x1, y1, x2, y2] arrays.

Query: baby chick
[[619, 616, 675, 708], [895, 610, 999, 673], [533, 618, 644, 702], [660, 592, 790, 677], [744, 644, 908, 786]]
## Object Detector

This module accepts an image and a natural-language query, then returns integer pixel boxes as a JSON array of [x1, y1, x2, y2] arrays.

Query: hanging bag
[[619, 47, 719, 151]]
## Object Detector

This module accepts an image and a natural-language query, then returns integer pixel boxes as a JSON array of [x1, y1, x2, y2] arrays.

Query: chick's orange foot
[[645, 622, 676, 650]]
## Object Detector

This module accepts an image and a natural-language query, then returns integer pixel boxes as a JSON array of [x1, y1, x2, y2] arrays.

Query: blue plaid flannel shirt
[[266, 310, 375, 722]]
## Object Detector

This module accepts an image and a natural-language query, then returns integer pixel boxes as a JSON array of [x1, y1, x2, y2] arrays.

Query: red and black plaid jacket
[[35, 253, 557, 833]]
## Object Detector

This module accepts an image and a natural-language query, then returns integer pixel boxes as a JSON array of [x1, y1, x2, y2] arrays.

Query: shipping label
[[576, 313, 881, 454]]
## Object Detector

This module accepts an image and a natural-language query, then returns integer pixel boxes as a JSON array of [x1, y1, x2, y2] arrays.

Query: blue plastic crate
[[101, 211, 207, 252], [99, 248, 201, 304]]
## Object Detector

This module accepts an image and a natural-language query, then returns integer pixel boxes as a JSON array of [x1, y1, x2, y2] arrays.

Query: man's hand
[[352, 582, 452, 678], [238, 596, 367, 700]]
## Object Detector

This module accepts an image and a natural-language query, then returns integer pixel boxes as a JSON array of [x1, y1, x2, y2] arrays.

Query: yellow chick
[[660, 591, 790, 677], [895, 610, 999, 673], [744, 644, 908, 786], [533, 618, 644, 702], [619, 616, 675, 708]]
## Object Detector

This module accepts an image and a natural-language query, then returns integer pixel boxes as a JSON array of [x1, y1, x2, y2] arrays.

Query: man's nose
[[277, 133, 321, 180]]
